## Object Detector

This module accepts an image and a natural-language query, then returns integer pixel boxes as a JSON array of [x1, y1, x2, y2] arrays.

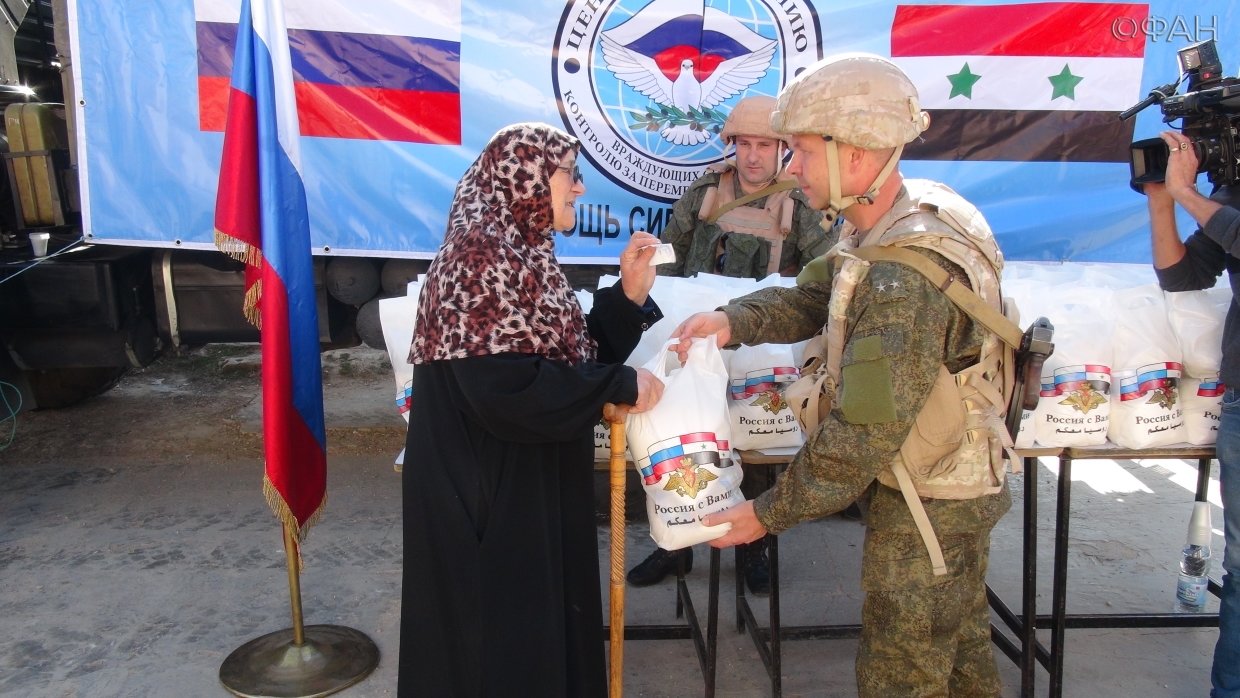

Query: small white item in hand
[[647, 243, 676, 266]]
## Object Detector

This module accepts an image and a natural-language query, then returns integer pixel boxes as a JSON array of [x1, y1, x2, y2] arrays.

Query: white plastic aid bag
[[625, 337, 740, 550], [379, 280, 423, 467], [379, 285, 420, 424], [1182, 377, 1224, 446], [1030, 301, 1114, 448], [727, 342, 804, 450], [1110, 285, 1187, 448], [1165, 286, 1229, 379]]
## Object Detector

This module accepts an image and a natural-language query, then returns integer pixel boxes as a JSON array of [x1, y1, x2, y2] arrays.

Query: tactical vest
[[697, 165, 797, 277], [786, 180, 1016, 575]]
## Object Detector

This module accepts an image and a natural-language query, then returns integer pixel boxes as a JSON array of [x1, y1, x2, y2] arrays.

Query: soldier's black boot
[[626, 547, 692, 586], [742, 536, 771, 597]]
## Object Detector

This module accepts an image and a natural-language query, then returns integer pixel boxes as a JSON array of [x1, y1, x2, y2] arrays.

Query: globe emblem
[[553, 0, 822, 201], [593, 0, 787, 164]]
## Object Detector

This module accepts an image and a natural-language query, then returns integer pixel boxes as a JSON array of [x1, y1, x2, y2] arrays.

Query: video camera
[[1123, 39, 1240, 191]]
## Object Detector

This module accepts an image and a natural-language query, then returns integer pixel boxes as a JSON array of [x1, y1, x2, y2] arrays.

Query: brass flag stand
[[604, 403, 627, 698], [219, 522, 379, 697]]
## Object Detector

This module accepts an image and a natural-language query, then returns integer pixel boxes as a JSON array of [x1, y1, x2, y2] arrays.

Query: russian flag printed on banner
[[890, 2, 1149, 162], [213, 0, 326, 541], [637, 432, 721, 486], [195, 0, 461, 144], [601, 0, 775, 84], [1119, 361, 1183, 401]]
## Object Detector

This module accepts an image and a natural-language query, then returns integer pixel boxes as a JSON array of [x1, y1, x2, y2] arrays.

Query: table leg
[[1021, 456, 1038, 697], [1049, 453, 1073, 698], [1196, 457, 1213, 502], [770, 533, 781, 698]]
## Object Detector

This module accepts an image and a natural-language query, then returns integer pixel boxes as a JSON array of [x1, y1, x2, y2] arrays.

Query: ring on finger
[[1179, 142, 1189, 151]]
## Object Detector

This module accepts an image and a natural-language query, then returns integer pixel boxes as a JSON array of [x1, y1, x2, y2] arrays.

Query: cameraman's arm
[[1150, 134, 1235, 292], [1146, 184, 1186, 270], [1159, 130, 1225, 241]]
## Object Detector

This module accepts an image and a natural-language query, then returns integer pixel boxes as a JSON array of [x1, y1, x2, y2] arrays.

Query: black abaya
[[398, 285, 660, 697]]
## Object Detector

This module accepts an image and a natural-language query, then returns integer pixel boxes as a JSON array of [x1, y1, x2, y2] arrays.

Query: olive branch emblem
[[630, 105, 727, 135]]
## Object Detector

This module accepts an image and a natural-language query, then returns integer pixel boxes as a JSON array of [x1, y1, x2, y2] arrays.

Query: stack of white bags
[[1003, 263, 1228, 450]]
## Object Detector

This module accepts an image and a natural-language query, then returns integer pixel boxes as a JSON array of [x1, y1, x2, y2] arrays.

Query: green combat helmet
[[770, 52, 930, 220]]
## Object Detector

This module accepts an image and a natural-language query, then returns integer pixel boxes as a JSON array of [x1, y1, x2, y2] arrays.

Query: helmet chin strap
[[821, 138, 904, 223]]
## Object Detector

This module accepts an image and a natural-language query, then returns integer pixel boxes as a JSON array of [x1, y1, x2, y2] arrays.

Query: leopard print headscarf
[[409, 123, 596, 365]]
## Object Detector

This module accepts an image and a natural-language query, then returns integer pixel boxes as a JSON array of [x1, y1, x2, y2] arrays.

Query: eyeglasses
[[558, 164, 584, 184]]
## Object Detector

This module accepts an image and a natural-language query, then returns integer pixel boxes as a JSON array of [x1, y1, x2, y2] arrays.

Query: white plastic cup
[[30, 232, 49, 257]]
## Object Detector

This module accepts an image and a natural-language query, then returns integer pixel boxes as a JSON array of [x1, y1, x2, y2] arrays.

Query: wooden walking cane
[[603, 403, 627, 698]]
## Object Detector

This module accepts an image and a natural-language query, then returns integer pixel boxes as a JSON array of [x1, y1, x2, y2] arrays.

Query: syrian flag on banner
[[890, 2, 1149, 162], [195, 0, 461, 144], [213, 0, 326, 546]]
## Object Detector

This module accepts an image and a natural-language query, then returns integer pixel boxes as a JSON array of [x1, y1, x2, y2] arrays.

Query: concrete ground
[[0, 345, 1226, 697]]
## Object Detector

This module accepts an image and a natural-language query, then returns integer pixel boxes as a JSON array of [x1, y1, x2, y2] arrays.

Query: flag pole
[[218, 524, 380, 697], [282, 521, 306, 646], [604, 403, 626, 698], [214, 0, 379, 693]]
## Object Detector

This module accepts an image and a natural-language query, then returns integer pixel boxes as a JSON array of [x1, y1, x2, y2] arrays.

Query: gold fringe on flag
[[215, 228, 265, 329], [215, 228, 265, 268], [242, 279, 263, 329], [263, 475, 326, 570]]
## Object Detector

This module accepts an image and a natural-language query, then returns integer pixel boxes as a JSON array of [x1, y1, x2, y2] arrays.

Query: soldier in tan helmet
[[627, 95, 833, 595], [670, 53, 1015, 696], [654, 95, 833, 281]]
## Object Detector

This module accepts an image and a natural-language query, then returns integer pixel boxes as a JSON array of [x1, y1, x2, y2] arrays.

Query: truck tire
[[380, 259, 428, 296], [23, 366, 129, 410], [355, 295, 389, 351], [325, 258, 381, 306]]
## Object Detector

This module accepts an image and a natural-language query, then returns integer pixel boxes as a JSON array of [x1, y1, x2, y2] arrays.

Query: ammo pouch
[[715, 230, 773, 280]]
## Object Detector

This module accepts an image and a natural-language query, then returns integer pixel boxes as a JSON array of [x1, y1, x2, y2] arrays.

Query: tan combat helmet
[[771, 52, 930, 220], [720, 95, 783, 144], [720, 95, 786, 184]]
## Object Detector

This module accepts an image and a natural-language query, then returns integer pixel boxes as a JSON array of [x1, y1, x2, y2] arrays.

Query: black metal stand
[[724, 446, 1222, 698], [1042, 446, 1220, 698], [603, 548, 720, 697]]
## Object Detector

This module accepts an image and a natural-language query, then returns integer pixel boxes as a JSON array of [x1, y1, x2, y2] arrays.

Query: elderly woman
[[399, 123, 664, 697]]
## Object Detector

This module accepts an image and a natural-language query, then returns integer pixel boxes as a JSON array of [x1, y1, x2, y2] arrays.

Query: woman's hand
[[627, 367, 663, 414], [619, 231, 660, 306]]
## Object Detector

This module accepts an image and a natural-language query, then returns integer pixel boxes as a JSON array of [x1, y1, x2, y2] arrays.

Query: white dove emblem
[[601, 8, 776, 146]]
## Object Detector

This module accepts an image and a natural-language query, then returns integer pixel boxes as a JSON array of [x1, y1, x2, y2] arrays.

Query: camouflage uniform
[[722, 233, 1011, 697], [657, 167, 833, 281]]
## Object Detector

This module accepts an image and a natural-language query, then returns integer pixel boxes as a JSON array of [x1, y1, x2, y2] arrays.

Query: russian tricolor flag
[[1044, 364, 1112, 396], [636, 432, 722, 486], [1119, 361, 1183, 401], [890, 2, 1149, 162], [213, 0, 326, 542], [195, 0, 461, 144], [1198, 379, 1226, 398], [728, 366, 799, 400]]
